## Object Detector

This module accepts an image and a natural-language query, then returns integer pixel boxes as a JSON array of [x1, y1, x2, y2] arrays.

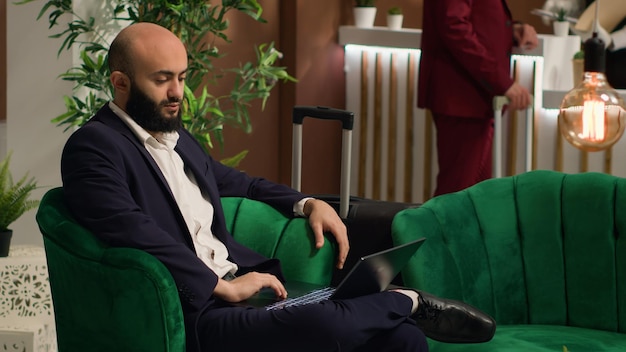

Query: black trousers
[[194, 291, 428, 352]]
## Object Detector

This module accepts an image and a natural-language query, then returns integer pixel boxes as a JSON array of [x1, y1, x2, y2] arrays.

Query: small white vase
[[354, 7, 377, 28], [553, 21, 569, 37], [387, 14, 403, 31]]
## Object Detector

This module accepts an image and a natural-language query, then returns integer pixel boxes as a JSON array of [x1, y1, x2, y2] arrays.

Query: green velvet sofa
[[36, 188, 335, 352], [392, 170, 626, 351]]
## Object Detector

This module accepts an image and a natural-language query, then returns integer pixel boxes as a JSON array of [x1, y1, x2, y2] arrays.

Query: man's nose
[[169, 80, 184, 100]]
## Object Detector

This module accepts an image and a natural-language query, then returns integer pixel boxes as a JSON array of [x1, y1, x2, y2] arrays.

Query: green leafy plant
[[555, 7, 567, 22], [355, 0, 376, 7], [16, 0, 296, 164], [0, 152, 39, 231], [573, 49, 584, 60], [387, 6, 402, 15]]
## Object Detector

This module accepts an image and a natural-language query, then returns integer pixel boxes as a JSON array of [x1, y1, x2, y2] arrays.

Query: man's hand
[[504, 82, 532, 111], [213, 272, 287, 303], [513, 23, 538, 50], [303, 199, 350, 269]]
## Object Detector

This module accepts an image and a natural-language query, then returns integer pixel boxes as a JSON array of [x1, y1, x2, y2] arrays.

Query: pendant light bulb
[[558, 1, 626, 151]]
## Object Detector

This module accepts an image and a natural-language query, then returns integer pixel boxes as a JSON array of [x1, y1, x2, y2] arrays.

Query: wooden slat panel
[[358, 50, 369, 197], [580, 151, 588, 172], [373, 52, 383, 200], [524, 61, 541, 171], [387, 53, 398, 200], [507, 109, 518, 176], [423, 110, 433, 202], [605, 147, 612, 174], [405, 53, 416, 203], [507, 59, 519, 176], [556, 118, 564, 171]]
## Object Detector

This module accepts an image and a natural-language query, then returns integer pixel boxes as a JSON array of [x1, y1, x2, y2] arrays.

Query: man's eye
[[179, 76, 186, 82]]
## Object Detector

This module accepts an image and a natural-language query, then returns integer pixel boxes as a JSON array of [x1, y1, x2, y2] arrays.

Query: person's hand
[[504, 82, 532, 111], [304, 199, 350, 269], [513, 23, 538, 50], [213, 272, 287, 303]]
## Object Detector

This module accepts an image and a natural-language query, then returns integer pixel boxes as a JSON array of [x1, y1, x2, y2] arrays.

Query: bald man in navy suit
[[61, 22, 495, 352]]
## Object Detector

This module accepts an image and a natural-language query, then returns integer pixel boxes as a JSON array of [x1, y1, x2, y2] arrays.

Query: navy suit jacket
[[61, 104, 304, 339]]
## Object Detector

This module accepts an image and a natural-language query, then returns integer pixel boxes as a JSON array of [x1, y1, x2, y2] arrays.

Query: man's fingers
[[311, 222, 325, 249], [336, 238, 349, 269], [267, 276, 288, 299]]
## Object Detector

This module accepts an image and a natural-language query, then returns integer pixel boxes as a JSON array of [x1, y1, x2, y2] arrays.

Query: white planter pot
[[387, 14, 403, 31], [354, 7, 377, 28], [553, 21, 569, 36]]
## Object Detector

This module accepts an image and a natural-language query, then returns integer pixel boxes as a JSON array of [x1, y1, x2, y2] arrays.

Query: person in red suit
[[418, 0, 538, 196]]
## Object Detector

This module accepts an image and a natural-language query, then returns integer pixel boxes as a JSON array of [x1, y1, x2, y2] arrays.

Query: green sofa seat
[[36, 188, 335, 352], [392, 170, 626, 351]]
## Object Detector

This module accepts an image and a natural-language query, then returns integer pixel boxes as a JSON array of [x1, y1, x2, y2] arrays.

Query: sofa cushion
[[427, 325, 626, 352]]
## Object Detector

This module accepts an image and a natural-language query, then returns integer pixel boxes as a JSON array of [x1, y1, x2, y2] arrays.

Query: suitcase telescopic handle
[[292, 106, 354, 131], [492, 95, 534, 178], [291, 106, 354, 219]]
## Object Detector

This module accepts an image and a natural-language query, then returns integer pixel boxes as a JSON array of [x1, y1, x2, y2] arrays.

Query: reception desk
[[339, 26, 626, 203]]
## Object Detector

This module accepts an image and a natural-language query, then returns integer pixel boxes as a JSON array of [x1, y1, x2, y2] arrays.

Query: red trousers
[[433, 113, 493, 197]]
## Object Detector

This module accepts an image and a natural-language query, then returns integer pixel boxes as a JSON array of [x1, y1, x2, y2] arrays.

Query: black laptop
[[242, 238, 426, 310]]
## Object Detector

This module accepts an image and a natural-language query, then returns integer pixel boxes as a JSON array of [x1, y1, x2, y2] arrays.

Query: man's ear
[[110, 71, 130, 93]]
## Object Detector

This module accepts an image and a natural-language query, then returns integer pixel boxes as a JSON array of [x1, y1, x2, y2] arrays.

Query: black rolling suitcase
[[291, 106, 420, 286]]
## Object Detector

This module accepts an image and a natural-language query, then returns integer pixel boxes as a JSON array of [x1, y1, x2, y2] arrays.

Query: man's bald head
[[107, 22, 188, 132], [108, 22, 186, 78]]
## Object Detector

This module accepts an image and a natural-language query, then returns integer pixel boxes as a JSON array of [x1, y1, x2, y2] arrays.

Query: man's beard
[[126, 82, 182, 133]]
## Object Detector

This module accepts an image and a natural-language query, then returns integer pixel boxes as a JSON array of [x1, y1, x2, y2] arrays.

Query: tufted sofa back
[[392, 170, 626, 333]]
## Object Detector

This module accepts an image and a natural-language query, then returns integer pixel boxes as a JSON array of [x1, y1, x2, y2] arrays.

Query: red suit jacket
[[418, 0, 515, 118]]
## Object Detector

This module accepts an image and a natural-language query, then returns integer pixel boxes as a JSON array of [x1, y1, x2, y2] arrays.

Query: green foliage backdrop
[[17, 0, 296, 161]]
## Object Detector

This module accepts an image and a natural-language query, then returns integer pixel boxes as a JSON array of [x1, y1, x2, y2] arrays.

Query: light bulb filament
[[581, 99, 605, 142]]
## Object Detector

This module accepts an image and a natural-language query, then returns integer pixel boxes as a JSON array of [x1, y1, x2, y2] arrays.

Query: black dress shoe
[[412, 291, 496, 343]]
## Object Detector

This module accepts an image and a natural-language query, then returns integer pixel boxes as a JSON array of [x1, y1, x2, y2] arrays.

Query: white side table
[[0, 245, 57, 352]]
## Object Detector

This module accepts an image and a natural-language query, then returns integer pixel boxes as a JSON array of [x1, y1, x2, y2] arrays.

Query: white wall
[[7, 1, 72, 245]]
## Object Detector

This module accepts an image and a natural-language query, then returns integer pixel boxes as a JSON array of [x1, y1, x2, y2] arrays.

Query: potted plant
[[16, 0, 296, 167], [572, 49, 584, 87], [386, 6, 403, 31], [354, 0, 377, 28], [0, 152, 39, 257], [553, 8, 569, 36]]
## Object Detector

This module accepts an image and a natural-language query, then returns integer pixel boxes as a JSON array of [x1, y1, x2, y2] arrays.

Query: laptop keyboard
[[265, 287, 336, 310]]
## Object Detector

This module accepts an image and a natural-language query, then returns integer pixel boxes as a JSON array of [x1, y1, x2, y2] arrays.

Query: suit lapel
[[94, 105, 177, 202], [502, 0, 512, 19]]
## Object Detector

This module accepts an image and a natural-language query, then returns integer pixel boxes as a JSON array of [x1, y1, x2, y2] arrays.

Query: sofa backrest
[[392, 170, 626, 333]]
